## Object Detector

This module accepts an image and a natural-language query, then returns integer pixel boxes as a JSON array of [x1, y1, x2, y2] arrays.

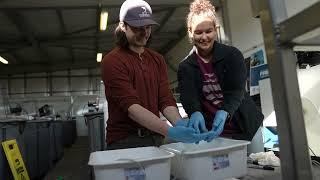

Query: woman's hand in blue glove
[[205, 110, 229, 142], [188, 111, 208, 134], [168, 126, 208, 143]]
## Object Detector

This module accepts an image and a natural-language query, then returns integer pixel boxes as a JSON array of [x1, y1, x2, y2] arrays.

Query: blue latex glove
[[174, 119, 189, 127], [188, 111, 208, 134], [205, 110, 229, 142], [168, 126, 208, 143]]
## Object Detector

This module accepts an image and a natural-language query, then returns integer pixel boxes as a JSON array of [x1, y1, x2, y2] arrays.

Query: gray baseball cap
[[119, 0, 159, 27]]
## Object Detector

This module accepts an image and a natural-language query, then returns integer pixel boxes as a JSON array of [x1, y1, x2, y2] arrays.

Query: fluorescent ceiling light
[[100, 10, 108, 31], [97, 53, 102, 62], [0, 56, 8, 64], [293, 45, 320, 52]]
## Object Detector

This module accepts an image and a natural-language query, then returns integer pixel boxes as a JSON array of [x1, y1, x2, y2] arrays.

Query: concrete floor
[[44, 136, 91, 180], [43, 136, 320, 180]]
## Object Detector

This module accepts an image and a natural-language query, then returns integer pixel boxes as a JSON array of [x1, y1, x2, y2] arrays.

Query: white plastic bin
[[88, 146, 174, 180], [160, 138, 250, 180]]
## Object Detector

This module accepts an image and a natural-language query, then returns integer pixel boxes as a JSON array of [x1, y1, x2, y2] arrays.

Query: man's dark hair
[[114, 24, 129, 48], [114, 23, 152, 48]]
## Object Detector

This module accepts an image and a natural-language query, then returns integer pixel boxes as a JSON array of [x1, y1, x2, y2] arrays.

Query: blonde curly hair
[[187, 0, 218, 35]]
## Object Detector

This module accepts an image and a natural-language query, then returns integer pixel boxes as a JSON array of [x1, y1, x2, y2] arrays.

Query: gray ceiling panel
[[45, 46, 70, 61], [67, 29, 96, 37], [22, 10, 61, 37], [159, 7, 189, 33], [152, 10, 171, 25], [0, 12, 22, 39], [73, 49, 95, 61], [62, 9, 96, 33], [14, 47, 43, 63]]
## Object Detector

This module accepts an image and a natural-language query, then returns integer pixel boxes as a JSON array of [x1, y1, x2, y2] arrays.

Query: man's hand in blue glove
[[168, 126, 207, 143], [188, 111, 208, 134], [205, 110, 229, 142]]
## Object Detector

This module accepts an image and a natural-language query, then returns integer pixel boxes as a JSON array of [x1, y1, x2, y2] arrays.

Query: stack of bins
[[0, 119, 27, 180], [37, 119, 52, 177], [84, 111, 105, 152], [24, 121, 39, 179], [24, 119, 54, 179], [51, 120, 63, 162], [71, 118, 77, 143], [62, 119, 77, 147], [49, 120, 55, 164]]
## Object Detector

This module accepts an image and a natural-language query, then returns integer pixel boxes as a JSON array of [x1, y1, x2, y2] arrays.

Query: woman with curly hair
[[178, 0, 264, 141]]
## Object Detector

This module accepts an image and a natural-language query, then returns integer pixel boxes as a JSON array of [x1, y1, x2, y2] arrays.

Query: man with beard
[[101, 0, 208, 150]]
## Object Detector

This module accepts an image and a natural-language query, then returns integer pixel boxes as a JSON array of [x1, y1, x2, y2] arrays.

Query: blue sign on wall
[[250, 64, 269, 96]]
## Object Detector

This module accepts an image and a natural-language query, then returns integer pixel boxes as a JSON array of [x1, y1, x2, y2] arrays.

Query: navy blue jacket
[[177, 42, 264, 140]]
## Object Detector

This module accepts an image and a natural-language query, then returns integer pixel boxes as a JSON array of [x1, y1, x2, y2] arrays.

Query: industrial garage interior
[[0, 0, 320, 180]]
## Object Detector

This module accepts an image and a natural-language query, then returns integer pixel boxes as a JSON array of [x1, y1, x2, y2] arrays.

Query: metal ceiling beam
[[63, 25, 96, 36], [0, 48, 23, 54], [61, 8, 169, 37], [279, 1, 320, 44], [56, 9, 75, 63], [159, 26, 187, 72], [8, 52, 20, 64], [219, 0, 232, 45], [0, 43, 27, 49], [0, 34, 180, 46], [0, 61, 99, 75], [4, 11, 52, 63], [46, 44, 96, 51], [154, 8, 176, 34], [51, 33, 179, 41], [56, 9, 66, 34], [0, 2, 189, 10], [160, 26, 187, 55], [0, 5, 187, 10], [95, 7, 101, 55], [4, 12, 37, 47]]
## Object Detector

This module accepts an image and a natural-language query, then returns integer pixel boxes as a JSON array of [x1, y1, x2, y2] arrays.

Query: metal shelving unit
[[252, 0, 320, 180]]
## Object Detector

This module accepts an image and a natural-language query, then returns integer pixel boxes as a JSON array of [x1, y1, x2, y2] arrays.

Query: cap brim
[[125, 19, 159, 27]]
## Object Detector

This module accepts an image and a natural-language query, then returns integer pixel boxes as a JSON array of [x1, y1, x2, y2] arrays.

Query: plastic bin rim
[[84, 112, 104, 117], [160, 140, 250, 155], [0, 119, 27, 123], [88, 147, 175, 166]]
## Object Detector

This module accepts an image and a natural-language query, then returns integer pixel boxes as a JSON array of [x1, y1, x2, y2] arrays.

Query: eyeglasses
[[125, 23, 152, 33]]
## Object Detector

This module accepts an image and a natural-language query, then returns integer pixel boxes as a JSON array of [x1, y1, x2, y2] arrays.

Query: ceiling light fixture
[[97, 53, 102, 62], [100, 10, 108, 31], [293, 45, 320, 52], [0, 56, 8, 64]]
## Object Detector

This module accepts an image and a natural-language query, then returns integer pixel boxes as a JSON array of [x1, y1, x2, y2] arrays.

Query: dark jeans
[[106, 134, 164, 150]]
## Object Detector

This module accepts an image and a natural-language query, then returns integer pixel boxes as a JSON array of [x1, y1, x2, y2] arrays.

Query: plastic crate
[[160, 138, 250, 180], [88, 146, 174, 180]]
